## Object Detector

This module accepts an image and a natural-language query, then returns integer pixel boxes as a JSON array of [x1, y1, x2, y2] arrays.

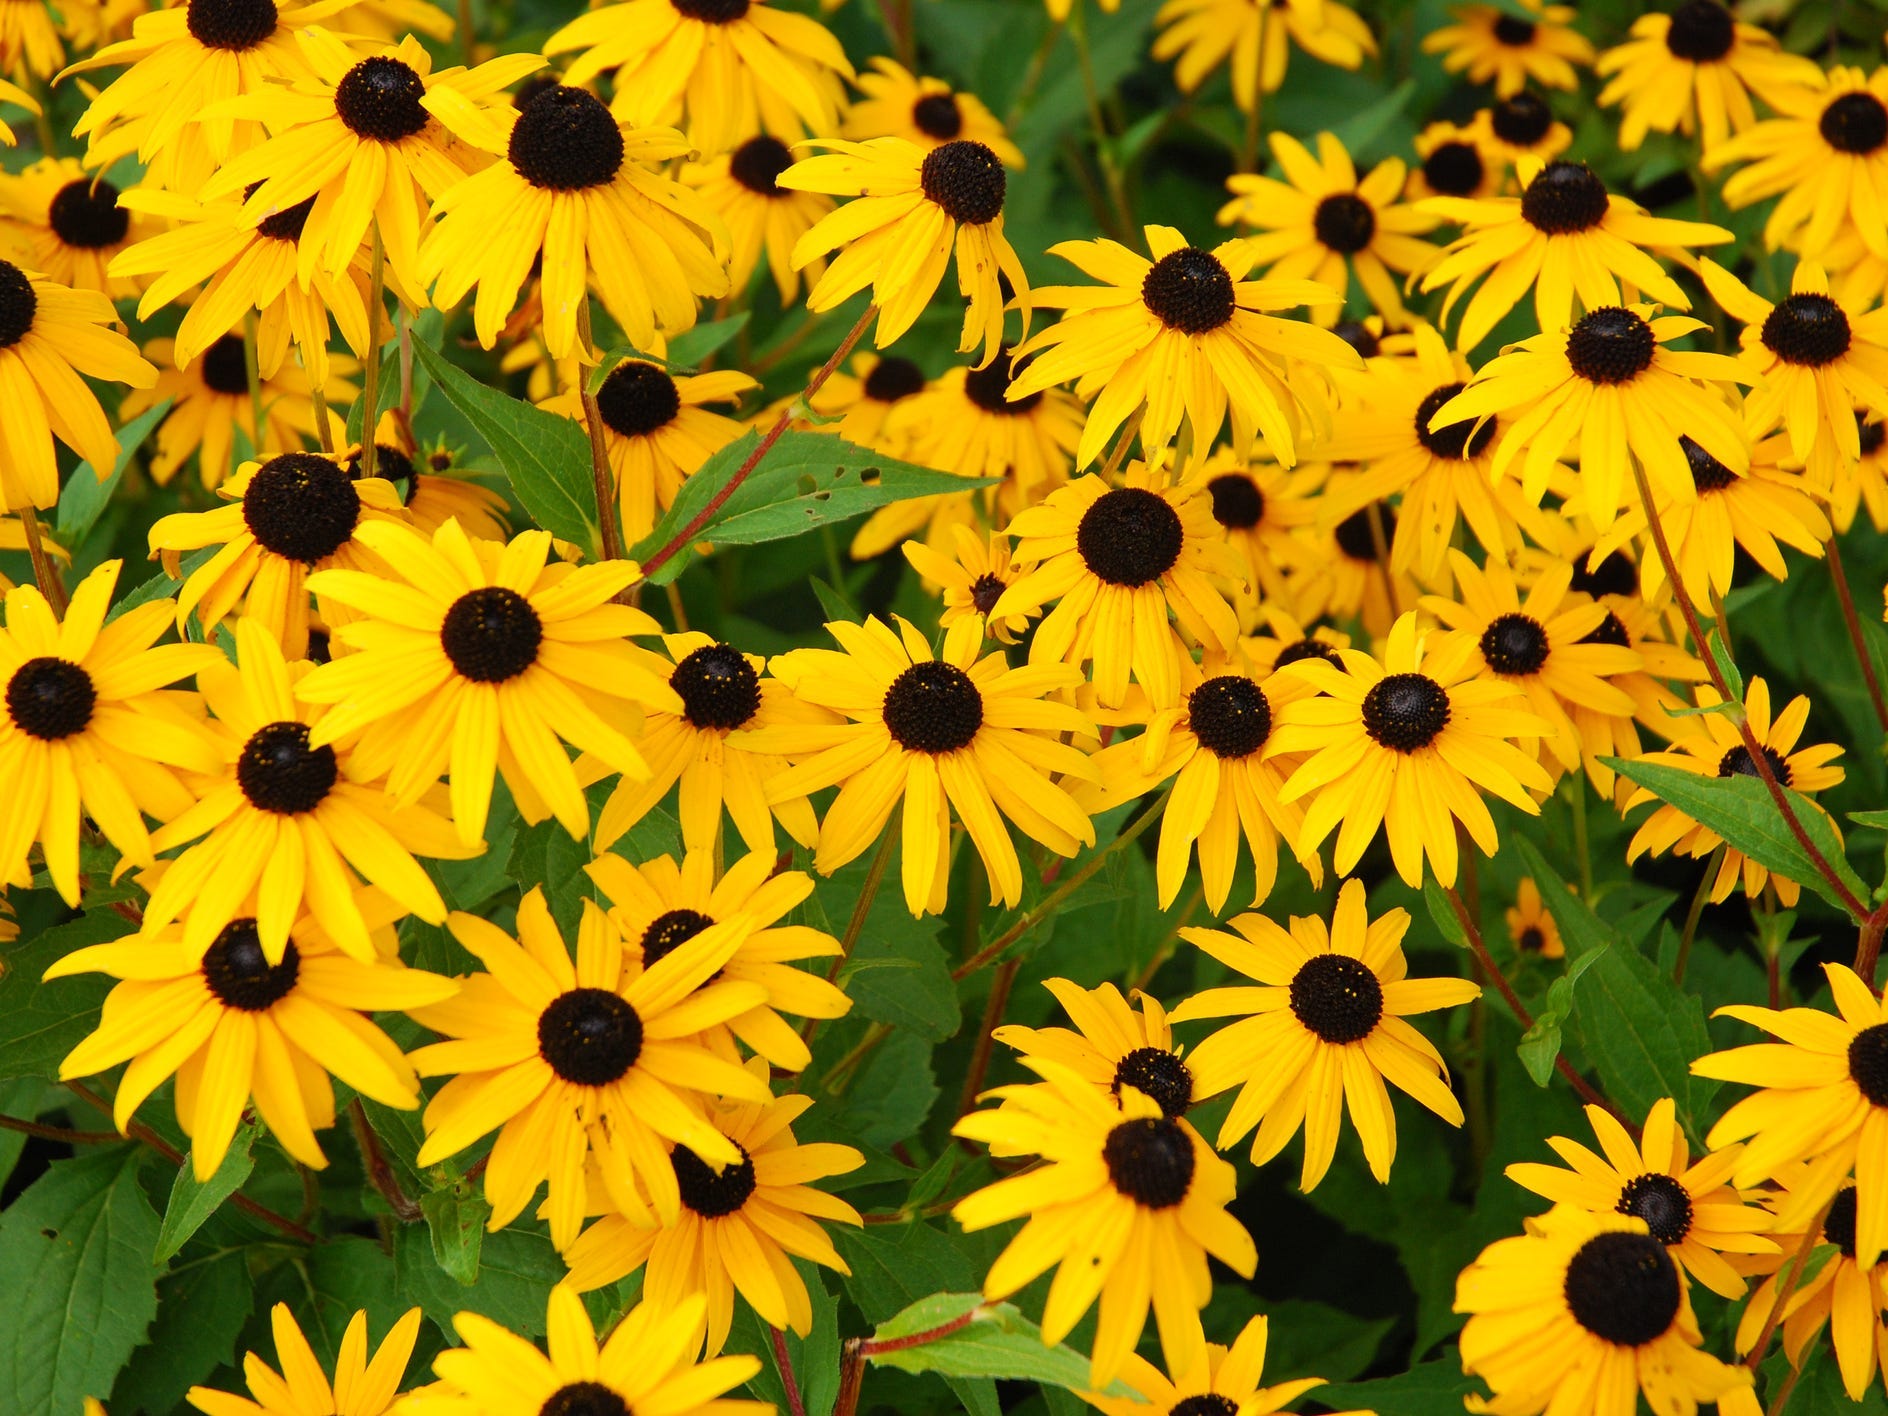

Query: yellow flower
[[1504, 877, 1564, 959], [1471, 91, 1573, 172], [1078, 1314, 1368, 1416], [681, 134, 834, 303], [1408, 119, 1500, 200], [1152, 0, 1375, 111], [803, 350, 925, 451], [0, 156, 155, 297], [1422, 0, 1594, 97], [994, 978, 1195, 1120], [902, 525, 1037, 661], [845, 56, 1023, 167], [188, 1305, 423, 1416]]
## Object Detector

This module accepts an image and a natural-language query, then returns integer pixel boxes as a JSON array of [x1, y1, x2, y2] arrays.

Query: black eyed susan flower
[[1171, 880, 1478, 1187], [202, 32, 543, 289], [1409, 119, 1499, 200], [1455, 1206, 1752, 1416], [1319, 322, 1515, 577], [584, 847, 851, 1071], [541, 356, 755, 545], [844, 57, 1023, 168], [405, 1286, 763, 1416], [780, 136, 1030, 367], [146, 450, 405, 659], [1183, 451, 1320, 607], [1268, 612, 1553, 888], [1079, 1314, 1369, 1416], [345, 432, 511, 542], [1474, 90, 1574, 171], [1505, 1097, 1777, 1299], [1431, 304, 1751, 530], [421, 84, 731, 360], [187, 1303, 422, 1416], [0, 560, 222, 905], [1422, 1, 1595, 97], [0, 158, 152, 297], [952, 1059, 1256, 1386], [1219, 131, 1441, 327], [562, 1062, 863, 1351], [120, 335, 345, 490], [995, 472, 1245, 711], [1006, 225, 1363, 470], [1073, 655, 1322, 912], [903, 526, 1036, 660], [1421, 549, 1640, 781], [143, 620, 471, 962], [1505, 877, 1564, 959], [804, 351, 926, 451], [1240, 604, 1351, 678], [0, 258, 155, 511], [994, 979, 1196, 1120], [746, 615, 1098, 914], [1419, 158, 1730, 351], [1734, 1182, 1887, 1400], [1152, 0, 1375, 112], [1700, 257, 1888, 480], [1697, 964, 1888, 1267], [544, 0, 853, 158], [406, 891, 771, 1248], [1625, 676, 1844, 907], [63, 0, 346, 195], [1706, 67, 1888, 264], [111, 187, 371, 389], [50, 888, 455, 1178], [681, 133, 834, 303], [1596, 1, 1822, 152], [590, 633, 827, 857], [297, 517, 677, 846], [1835, 407, 1888, 533]]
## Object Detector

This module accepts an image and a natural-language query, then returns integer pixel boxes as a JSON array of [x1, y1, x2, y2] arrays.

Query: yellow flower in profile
[[1079, 1314, 1368, 1416], [844, 57, 1023, 167], [1006, 225, 1362, 470], [407, 891, 771, 1248], [748, 615, 1097, 914], [1152, 0, 1375, 111], [1220, 131, 1440, 326], [1504, 877, 1564, 959], [1172, 880, 1477, 1187], [1432, 304, 1751, 530], [142, 620, 472, 963], [189, 1306, 422, 1416], [585, 847, 851, 1072], [1455, 1206, 1751, 1416], [1421, 549, 1639, 780], [1074, 655, 1322, 912], [542, 357, 755, 545], [953, 1059, 1256, 1386], [994, 979, 1195, 1120], [1700, 257, 1888, 479], [780, 136, 1029, 367], [1625, 676, 1844, 907], [297, 518, 676, 846], [544, 0, 853, 158], [0, 560, 221, 904], [682, 134, 834, 303], [563, 1062, 862, 1352], [0, 157, 153, 297], [51, 890, 454, 1178], [0, 258, 156, 511], [202, 31, 542, 289], [1269, 612, 1553, 888], [996, 471, 1244, 711], [404, 1287, 763, 1416], [1422, 1, 1594, 97], [146, 450, 406, 659], [421, 84, 731, 360], [120, 335, 345, 490], [1706, 66, 1888, 263], [1419, 157, 1730, 351], [902, 526, 1036, 660], [1596, 1, 1822, 151], [1506, 1097, 1777, 1299]]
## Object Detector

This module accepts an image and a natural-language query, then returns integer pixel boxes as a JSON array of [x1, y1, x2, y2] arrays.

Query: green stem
[[1568, 776, 1593, 899], [1673, 843, 1724, 986], [19, 505, 65, 615], [360, 228, 384, 482], [1237, 11, 1270, 174], [1067, 2, 1135, 243], [576, 298, 628, 563]]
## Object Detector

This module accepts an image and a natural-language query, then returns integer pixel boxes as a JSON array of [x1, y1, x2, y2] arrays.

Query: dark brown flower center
[[509, 84, 623, 190], [1187, 675, 1272, 759], [1313, 193, 1376, 254], [440, 587, 542, 683], [1333, 319, 1380, 358], [1290, 953, 1384, 1043], [1141, 247, 1235, 334], [256, 191, 317, 242], [1520, 161, 1609, 234], [673, 1141, 757, 1217], [1762, 293, 1851, 365], [334, 56, 430, 142], [1492, 92, 1553, 146], [963, 348, 1041, 414], [671, 643, 760, 730], [1665, 0, 1734, 61], [1580, 611, 1631, 647], [882, 661, 983, 754], [1416, 382, 1495, 460], [1617, 1173, 1694, 1244], [538, 987, 642, 1085], [201, 920, 300, 1010], [0, 261, 37, 346], [641, 907, 713, 967], [729, 134, 793, 194], [1276, 636, 1342, 668], [1717, 742, 1790, 786], [1207, 472, 1263, 529], [186, 0, 277, 49], [541, 1384, 630, 1416], [1423, 141, 1486, 196], [1861, 413, 1886, 456], [596, 360, 682, 437], [1563, 1232, 1681, 1346], [1850, 1027, 1888, 1106], [1571, 548, 1637, 598], [1169, 1399, 1237, 1416], [342, 443, 415, 501], [1076, 487, 1184, 586], [1566, 307, 1655, 384], [1362, 672, 1451, 751], [1681, 435, 1738, 492], [919, 140, 1006, 225], [243, 452, 361, 562], [1821, 91, 1888, 155], [1480, 611, 1550, 676], [1493, 13, 1537, 44], [863, 356, 925, 402], [968, 573, 1006, 614], [1102, 1116, 1194, 1208], [6, 657, 95, 740], [237, 721, 337, 814], [1518, 925, 1547, 952], [1335, 504, 1394, 561], [912, 91, 963, 140], [1112, 1047, 1193, 1119], [671, 0, 748, 19], [201, 335, 252, 395], [1826, 1186, 1861, 1256], [48, 177, 128, 249]]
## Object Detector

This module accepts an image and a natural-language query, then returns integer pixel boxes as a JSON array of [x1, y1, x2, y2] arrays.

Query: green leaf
[[0, 1147, 160, 1414], [56, 399, 170, 545], [1422, 878, 1469, 949], [153, 1119, 259, 1263], [1331, 78, 1417, 157], [1514, 837, 1715, 1137], [666, 312, 750, 367], [346, 342, 404, 446], [1516, 947, 1605, 1087], [110, 1249, 251, 1416], [631, 431, 997, 584], [1319, 1358, 1483, 1416], [834, 1224, 994, 1416], [865, 1298, 1118, 1394], [831, 1030, 938, 1150], [107, 549, 214, 623], [839, 923, 959, 1043], [1703, 628, 1744, 702], [811, 575, 862, 624], [1609, 755, 1868, 915], [1851, 809, 1888, 831], [507, 819, 592, 940], [300, 1235, 404, 1365], [421, 1185, 490, 1286], [0, 909, 129, 1081], [394, 1223, 562, 1340], [412, 338, 598, 553], [729, 1262, 841, 1416]]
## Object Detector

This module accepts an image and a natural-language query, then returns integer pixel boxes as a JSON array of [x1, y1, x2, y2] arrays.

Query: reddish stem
[[860, 1310, 977, 1356], [1827, 537, 1888, 734], [769, 1327, 807, 1416], [350, 1098, 422, 1224]]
